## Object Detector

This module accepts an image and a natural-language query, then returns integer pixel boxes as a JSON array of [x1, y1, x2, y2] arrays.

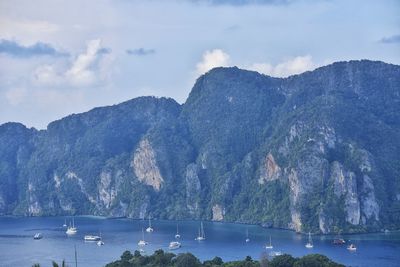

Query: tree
[[120, 250, 134, 262], [270, 254, 296, 267], [175, 253, 201, 267], [260, 252, 269, 267], [51, 260, 67, 267], [293, 254, 344, 267]]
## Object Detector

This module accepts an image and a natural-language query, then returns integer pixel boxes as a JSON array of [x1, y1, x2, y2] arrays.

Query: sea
[[0, 216, 399, 267]]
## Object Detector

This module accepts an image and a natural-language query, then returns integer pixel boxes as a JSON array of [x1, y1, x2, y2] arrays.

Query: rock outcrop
[[132, 139, 164, 191]]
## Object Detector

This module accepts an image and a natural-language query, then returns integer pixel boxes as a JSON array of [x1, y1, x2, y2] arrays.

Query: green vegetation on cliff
[[1, 60, 400, 234]]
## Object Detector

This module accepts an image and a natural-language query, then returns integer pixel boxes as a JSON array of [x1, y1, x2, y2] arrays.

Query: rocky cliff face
[[132, 138, 164, 191], [0, 60, 399, 233]]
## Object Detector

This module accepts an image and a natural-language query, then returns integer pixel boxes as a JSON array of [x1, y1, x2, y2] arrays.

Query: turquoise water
[[0, 216, 399, 267]]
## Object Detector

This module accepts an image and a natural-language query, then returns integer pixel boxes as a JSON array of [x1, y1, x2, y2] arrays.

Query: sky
[[0, 0, 399, 129]]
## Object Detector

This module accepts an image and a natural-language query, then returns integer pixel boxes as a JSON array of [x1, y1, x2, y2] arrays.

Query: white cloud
[[66, 39, 102, 86], [196, 49, 230, 75], [0, 18, 60, 36], [248, 55, 316, 77], [33, 65, 62, 85], [5, 87, 28, 105], [33, 39, 112, 87]]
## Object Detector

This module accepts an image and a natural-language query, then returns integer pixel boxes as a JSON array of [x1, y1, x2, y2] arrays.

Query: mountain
[[0, 60, 399, 234]]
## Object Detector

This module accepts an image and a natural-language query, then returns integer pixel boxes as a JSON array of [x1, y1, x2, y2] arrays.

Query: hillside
[[0, 60, 399, 234]]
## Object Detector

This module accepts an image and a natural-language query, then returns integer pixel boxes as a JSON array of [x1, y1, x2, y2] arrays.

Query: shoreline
[[0, 214, 398, 236]]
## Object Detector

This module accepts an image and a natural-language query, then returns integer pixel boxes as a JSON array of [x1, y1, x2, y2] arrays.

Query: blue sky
[[0, 0, 399, 129]]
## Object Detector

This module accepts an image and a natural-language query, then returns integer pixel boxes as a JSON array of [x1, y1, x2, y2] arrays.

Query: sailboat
[[63, 219, 67, 227], [195, 222, 205, 241], [33, 233, 43, 240], [84, 234, 101, 241], [305, 232, 313, 248], [97, 232, 105, 246], [169, 241, 181, 250], [265, 235, 273, 249], [245, 228, 250, 243], [146, 217, 154, 233], [347, 243, 357, 251], [175, 223, 181, 239], [138, 228, 148, 246], [66, 218, 77, 235]]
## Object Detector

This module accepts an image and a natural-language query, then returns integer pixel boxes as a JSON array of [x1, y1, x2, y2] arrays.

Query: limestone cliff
[[132, 139, 164, 191], [0, 61, 399, 234]]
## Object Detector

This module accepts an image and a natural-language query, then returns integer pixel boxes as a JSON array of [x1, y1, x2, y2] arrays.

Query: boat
[[269, 251, 283, 257], [33, 233, 43, 240], [245, 228, 250, 243], [168, 241, 181, 250], [347, 243, 357, 251], [175, 223, 181, 239], [265, 235, 273, 249], [97, 232, 104, 246], [66, 218, 77, 235], [138, 228, 148, 246], [146, 217, 154, 233], [305, 232, 313, 248], [84, 235, 101, 241], [195, 222, 205, 241], [63, 219, 67, 227], [333, 238, 346, 245]]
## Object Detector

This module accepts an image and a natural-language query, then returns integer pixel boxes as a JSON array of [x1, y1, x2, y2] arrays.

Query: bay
[[0, 216, 399, 267]]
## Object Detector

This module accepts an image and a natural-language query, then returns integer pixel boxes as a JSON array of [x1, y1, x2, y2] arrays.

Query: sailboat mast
[[74, 244, 78, 267]]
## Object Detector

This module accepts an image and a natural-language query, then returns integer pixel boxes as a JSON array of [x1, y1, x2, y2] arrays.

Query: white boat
[[269, 251, 283, 257], [175, 223, 181, 239], [195, 222, 205, 241], [168, 241, 181, 250], [138, 228, 148, 246], [84, 235, 101, 241], [33, 233, 43, 240], [265, 235, 273, 249], [66, 218, 77, 235], [146, 217, 154, 233], [245, 229, 250, 243], [63, 219, 67, 227], [97, 240, 105, 246], [347, 243, 357, 251], [305, 232, 313, 248]]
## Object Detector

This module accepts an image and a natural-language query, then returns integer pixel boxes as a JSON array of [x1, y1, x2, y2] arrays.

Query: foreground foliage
[[104, 250, 344, 267]]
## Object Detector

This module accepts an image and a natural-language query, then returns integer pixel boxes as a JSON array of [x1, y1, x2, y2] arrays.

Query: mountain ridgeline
[[1, 60, 399, 234]]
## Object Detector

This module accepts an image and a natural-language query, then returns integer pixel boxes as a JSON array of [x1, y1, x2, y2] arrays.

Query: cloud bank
[[0, 39, 67, 57], [126, 48, 156, 56], [196, 49, 230, 74], [380, 34, 400, 44], [189, 0, 292, 6], [248, 55, 316, 77], [34, 39, 112, 87]]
